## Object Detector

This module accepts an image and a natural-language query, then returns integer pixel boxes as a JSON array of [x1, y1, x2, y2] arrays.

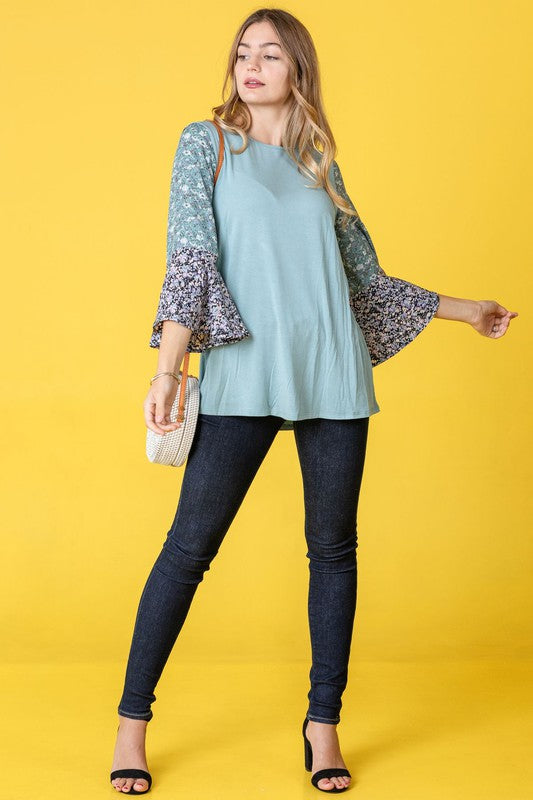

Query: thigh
[[293, 417, 370, 549], [166, 413, 285, 558]]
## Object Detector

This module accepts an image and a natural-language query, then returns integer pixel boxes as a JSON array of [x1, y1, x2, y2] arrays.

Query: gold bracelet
[[150, 371, 180, 385]]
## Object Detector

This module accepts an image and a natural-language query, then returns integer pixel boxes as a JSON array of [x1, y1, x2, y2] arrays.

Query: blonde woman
[[110, 8, 517, 795]]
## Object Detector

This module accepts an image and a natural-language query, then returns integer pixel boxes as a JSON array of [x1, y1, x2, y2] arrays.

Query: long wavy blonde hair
[[210, 8, 358, 227]]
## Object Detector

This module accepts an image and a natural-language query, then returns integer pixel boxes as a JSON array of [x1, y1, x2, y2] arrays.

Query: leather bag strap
[[175, 119, 225, 422], [206, 117, 225, 185]]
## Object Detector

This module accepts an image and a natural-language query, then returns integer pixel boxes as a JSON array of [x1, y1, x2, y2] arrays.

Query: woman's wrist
[[434, 295, 481, 325], [150, 371, 180, 386], [467, 300, 483, 325], [156, 359, 182, 373]]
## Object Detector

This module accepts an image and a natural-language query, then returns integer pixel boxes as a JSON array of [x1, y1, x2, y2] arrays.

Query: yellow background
[[1, 1, 531, 798]]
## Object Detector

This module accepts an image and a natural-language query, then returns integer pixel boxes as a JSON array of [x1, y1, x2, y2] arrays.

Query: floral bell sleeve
[[149, 121, 251, 351], [331, 160, 440, 367]]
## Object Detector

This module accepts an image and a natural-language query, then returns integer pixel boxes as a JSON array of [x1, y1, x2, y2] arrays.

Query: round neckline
[[248, 135, 284, 150]]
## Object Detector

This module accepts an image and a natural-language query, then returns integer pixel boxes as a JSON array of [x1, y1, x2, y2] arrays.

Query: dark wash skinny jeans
[[117, 412, 369, 725]]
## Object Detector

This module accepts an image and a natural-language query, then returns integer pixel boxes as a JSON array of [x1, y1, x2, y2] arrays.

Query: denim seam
[[118, 708, 153, 719]]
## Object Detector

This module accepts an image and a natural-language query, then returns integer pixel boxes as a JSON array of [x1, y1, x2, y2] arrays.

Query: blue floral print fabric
[[149, 123, 251, 351]]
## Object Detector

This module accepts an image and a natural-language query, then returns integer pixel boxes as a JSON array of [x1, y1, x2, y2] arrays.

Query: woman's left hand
[[470, 300, 519, 338]]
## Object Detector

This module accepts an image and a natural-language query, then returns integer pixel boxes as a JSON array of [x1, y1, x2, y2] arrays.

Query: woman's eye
[[236, 54, 279, 60]]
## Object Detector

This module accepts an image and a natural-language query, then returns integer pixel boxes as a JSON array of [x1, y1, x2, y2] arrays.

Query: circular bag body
[[145, 375, 200, 466]]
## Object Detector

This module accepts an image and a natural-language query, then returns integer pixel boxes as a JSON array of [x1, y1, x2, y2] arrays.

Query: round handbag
[[146, 352, 200, 467]]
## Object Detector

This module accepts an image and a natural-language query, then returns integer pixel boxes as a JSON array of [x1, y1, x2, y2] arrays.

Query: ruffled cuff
[[149, 247, 251, 352], [350, 269, 440, 367]]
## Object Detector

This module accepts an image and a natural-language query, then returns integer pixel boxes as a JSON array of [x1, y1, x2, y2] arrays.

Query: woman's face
[[235, 21, 292, 109]]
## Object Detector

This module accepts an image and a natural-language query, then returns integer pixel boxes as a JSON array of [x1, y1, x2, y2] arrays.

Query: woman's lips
[[244, 82, 264, 88]]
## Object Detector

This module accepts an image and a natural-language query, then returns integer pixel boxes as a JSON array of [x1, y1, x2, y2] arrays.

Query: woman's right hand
[[144, 374, 183, 435]]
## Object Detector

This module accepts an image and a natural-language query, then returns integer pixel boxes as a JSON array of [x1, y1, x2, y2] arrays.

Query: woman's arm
[[145, 121, 251, 434], [149, 121, 250, 352], [435, 294, 518, 338], [155, 320, 192, 376], [331, 160, 440, 366], [145, 320, 192, 435], [330, 160, 518, 363]]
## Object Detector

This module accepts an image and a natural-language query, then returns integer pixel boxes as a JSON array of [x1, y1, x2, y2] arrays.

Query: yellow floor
[[1, 658, 531, 799]]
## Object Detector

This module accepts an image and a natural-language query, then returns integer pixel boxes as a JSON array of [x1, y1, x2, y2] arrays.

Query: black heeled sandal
[[110, 769, 152, 795], [110, 725, 152, 795], [303, 717, 351, 793]]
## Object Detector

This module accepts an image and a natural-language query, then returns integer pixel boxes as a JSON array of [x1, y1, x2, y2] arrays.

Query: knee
[[305, 525, 358, 571], [154, 534, 219, 586]]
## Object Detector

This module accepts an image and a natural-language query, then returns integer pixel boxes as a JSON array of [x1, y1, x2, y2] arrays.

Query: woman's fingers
[[495, 309, 519, 337], [145, 396, 167, 434], [476, 301, 519, 338], [155, 397, 181, 431], [144, 386, 183, 434]]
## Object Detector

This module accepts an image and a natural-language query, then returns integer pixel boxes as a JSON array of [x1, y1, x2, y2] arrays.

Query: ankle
[[118, 716, 148, 728], [307, 720, 338, 731]]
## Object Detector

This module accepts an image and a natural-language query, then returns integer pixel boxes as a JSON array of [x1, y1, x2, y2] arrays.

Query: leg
[[117, 412, 284, 719], [293, 415, 369, 790], [111, 413, 284, 792]]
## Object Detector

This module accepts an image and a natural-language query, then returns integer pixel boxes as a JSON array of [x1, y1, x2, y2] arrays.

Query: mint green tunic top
[[150, 121, 441, 432], [197, 123, 380, 428]]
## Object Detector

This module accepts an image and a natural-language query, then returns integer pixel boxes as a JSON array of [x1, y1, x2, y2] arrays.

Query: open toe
[[110, 769, 152, 795]]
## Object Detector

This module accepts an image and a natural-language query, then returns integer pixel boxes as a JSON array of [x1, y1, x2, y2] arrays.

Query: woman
[[110, 8, 518, 795]]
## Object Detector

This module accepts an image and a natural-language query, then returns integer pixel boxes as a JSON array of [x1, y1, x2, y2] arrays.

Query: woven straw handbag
[[146, 119, 225, 466]]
